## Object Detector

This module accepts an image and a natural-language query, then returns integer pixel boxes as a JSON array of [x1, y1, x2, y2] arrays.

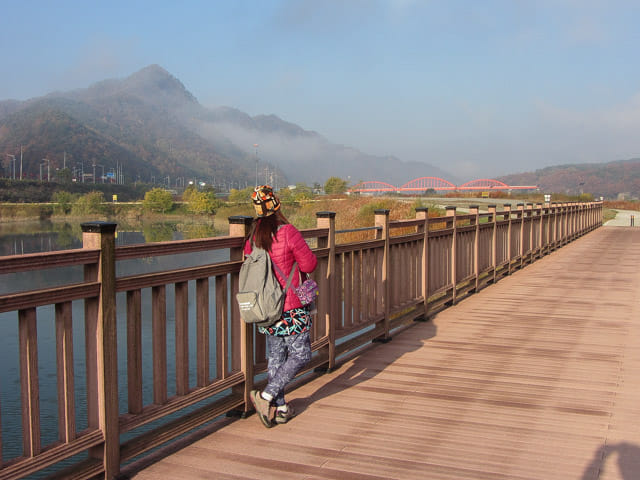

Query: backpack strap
[[271, 259, 298, 294]]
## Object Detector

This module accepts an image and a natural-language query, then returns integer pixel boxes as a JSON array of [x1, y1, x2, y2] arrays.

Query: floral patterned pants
[[263, 330, 312, 406]]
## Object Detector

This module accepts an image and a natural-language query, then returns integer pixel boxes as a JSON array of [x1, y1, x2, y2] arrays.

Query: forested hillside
[[498, 158, 640, 199], [0, 65, 449, 188]]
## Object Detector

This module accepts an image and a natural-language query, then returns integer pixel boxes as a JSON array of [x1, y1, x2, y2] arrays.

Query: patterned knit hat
[[251, 185, 281, 217]]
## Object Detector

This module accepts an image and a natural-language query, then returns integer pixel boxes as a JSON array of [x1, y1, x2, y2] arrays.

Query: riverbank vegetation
[[0, 178, 612, 243]]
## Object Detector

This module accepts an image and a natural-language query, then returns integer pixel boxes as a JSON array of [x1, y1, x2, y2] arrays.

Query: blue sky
[[2, 0, 639, 179]]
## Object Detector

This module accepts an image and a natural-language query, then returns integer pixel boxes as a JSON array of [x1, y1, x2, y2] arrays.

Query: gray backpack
[[236, 245, 296, 327]]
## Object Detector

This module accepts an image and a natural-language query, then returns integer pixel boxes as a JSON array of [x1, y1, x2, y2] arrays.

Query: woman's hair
[[251, 210, 289, 252]]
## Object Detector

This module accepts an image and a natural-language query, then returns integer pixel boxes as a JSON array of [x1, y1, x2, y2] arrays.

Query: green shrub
[[357, 199, 396, 221], [143, 188, 174, 213], [186, 191, 222, 215], [324, 176, 349, 195], [72, 191, 106, 215], [52, 191, 76, 214], [228, 186, 254, 204]]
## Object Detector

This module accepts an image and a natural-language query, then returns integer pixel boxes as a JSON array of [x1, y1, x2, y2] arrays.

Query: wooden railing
[[0, 201, 602, 479]]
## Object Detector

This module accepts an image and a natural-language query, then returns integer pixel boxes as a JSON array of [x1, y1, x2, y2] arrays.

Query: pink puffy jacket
[[244, 223, 318, 312]]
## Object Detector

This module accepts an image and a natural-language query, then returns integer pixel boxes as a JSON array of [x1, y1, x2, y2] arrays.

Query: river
[[0, 219, 230, 468]]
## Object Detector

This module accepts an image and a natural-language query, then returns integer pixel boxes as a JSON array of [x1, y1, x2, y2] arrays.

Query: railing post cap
[[469, 205, 479, 210], [316, 211, 336, 218], [488, 204, 497, 209], [374, 209, 390, 215], [415, 206, 429, 212], [81, 221, 117, 234], [445, 205, 456, 210], [503, 203, 511, 208], [228, 215, 254, 225]]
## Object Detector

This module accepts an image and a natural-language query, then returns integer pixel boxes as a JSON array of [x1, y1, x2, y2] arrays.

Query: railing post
[[557, 203, 562, 244], [577, 203, 582, 234], [551, 202, 560, 250], [469, 205, 480, 292], [565, 203, 570, 240], [81, 221, 119, 479], [536, 203, 543, 258], [503, 204, 512, 274], [564, 203, 570, 243], [570, 202, 575, 239], [526, 203, 534, 262], [559, 203, 564, 244], [446, 206, 457, 303], [517, 203, 525, 268], [415, 207, 430, 319], [568, 203, 574, 240], [374, 209, 391, 341], [552, 202, 558, 247], [552, 203, 557, 245], [316, 212, 336, 369], [228, 215, 254, 415], [587, 202, 592, 230], [488, 205, 497, 283], [543, 202, 550, 253], [600, 200, 604, 226]]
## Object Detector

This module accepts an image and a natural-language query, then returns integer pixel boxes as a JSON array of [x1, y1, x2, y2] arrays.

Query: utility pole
[[43, 158, 50, 181], [6, 154, 16, 179], [254, 143, 259, 186], [20, 145, 23, 180], [41, 158, 50, 181]]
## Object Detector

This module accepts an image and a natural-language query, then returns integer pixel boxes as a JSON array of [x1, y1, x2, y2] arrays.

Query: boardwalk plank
[[130, 227, 640, 480]]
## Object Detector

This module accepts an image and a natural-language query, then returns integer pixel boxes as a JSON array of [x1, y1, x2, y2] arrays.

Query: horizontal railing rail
[[0, 201, 603, 479]]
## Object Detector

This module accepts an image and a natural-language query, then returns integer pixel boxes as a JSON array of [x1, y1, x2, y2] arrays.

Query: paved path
[[128, 226, 640, 480], [605, 209, 640, 227]]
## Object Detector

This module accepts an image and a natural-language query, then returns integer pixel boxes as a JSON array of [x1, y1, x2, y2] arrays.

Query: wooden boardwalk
[[128, 226, 640, 480]]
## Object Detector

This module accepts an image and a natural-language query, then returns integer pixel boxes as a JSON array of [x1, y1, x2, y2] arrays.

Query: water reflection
[[0, 219, 219, 257], [0, 221, 223, 296]]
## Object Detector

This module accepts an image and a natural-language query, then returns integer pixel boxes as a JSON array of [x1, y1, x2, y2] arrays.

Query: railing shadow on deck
[[581, 442, 640, 480], [0, 200, 603, 479], [295, 320, 437, 416], [119, 319, 438, 479]]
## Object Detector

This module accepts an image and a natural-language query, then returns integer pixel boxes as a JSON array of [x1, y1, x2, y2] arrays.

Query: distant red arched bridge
[[350, 177, 538, 193]]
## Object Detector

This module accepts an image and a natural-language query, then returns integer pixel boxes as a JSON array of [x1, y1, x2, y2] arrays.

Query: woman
[[245, 185, 317, 428]]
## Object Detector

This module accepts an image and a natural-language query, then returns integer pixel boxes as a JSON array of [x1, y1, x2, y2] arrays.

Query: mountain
[[0, 65, 451, 188], [0, 65, 250, 184], [497, 158, 640, 199]]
